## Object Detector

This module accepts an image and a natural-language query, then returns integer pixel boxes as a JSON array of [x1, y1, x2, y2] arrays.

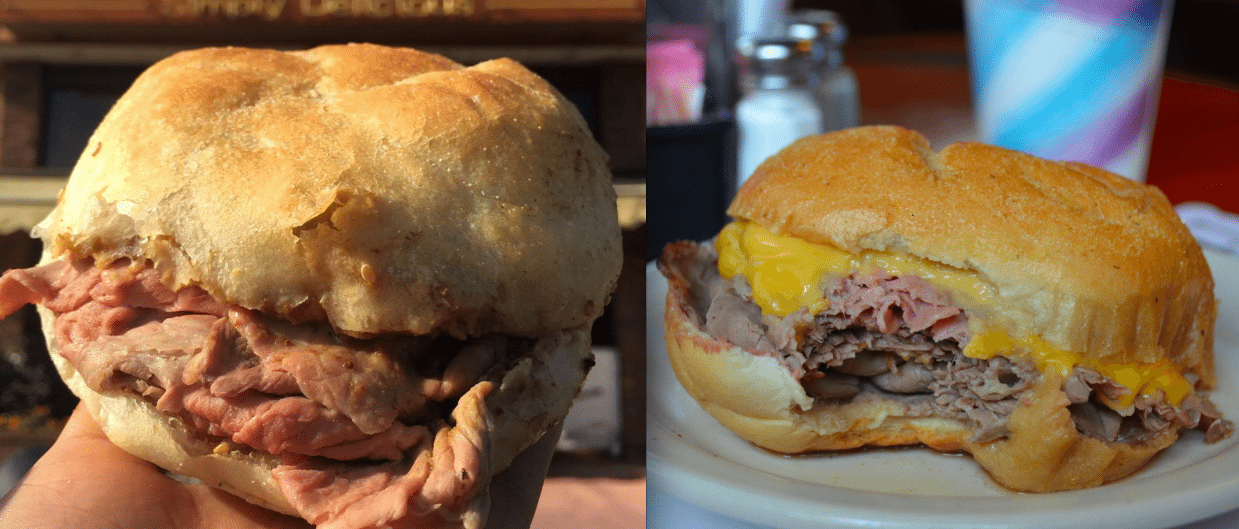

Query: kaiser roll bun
[[661, 125, 1220, 492], [40, 43, 622, 339]]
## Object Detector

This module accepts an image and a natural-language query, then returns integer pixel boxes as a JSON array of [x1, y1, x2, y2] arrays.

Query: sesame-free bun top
[[729, 126, 1215, 384], [41, 43, 622, 338]]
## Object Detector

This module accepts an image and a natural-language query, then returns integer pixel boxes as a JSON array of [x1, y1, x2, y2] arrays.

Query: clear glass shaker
[[734, 37, 823, 191], [788, 10, 860, 132]]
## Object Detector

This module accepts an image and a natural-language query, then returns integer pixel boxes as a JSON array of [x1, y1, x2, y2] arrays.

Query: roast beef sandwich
[[0, 43, 621, 528], [659, 125, 1231, 492]]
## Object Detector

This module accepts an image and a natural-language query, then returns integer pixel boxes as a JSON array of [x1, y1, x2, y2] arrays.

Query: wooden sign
[[163, 0, 481, 20], [0, 0, 645, 24]]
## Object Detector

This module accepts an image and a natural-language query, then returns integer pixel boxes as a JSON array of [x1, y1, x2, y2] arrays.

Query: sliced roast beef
[[0, 258, 507, 528], [1069, 401, 1125, 442], [931, 356, 1038, 442], [1063, 366, 1236, 443], [672, 241, 1231, 445], [685, 251, 1033, 440], [0, 260, 65, 316], [1063, 367, 1132, 407], [1181, 395, 1234, 443], [274, 383, 487, 529], [72, 313, 219, 399], [818, 273, 968, 343], [225, 308, 437, 435], [705, 286, 778, 354]]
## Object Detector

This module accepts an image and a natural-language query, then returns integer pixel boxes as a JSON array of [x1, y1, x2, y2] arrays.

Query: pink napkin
[[646, 38, 705, 126]]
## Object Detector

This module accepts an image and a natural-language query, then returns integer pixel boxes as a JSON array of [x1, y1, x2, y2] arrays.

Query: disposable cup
[[965, 0, 1174, 182]]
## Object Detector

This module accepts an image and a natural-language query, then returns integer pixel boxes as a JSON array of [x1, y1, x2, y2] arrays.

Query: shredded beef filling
[[1063, 367, 1234, 443], [709, 271, 1035, 442], [0, 258, 518, 529], [680, 241, 1230, 444]]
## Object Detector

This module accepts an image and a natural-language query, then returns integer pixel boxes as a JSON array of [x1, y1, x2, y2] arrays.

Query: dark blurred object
[[646, 120, 733, 261], [648, 1, 733, 262], [0, 443, 48, 496], [790, 0, 964, 35], [1165, 1, 1239, 86], [588, 217, 646, 458], [616, 220, 646, 459], [0, 230, 77, 419], [41, 65, 146, 168]]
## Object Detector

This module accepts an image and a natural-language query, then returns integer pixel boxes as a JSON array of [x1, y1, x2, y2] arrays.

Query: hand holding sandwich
[[0, 43, 621, 528], [0, 404, 313, 529]]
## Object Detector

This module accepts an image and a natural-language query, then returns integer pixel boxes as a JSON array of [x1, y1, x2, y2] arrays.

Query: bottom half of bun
[[40, 304, 592, 524], [663, 293, 1182, 493]]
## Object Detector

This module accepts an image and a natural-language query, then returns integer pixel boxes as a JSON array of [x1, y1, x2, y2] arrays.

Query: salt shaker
[[788, 10, 860, 133], [734, 37, 823, 190]]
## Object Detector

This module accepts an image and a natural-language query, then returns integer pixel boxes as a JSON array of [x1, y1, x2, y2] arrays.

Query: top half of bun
[[729, 126, 1215, 381], [39, 43, 622, 339]]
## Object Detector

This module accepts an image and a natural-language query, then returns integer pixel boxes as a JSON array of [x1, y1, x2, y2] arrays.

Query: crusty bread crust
[[41, 43, 621, 339], [660, 242, 1179, 492], [729, 126, 1216, 386]]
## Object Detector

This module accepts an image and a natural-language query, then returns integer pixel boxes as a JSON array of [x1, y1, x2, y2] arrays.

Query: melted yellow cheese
[[964, 332, 1081, 380], [966, 331, 1192, 407], [716, 220, 996, 317], [715, 220, 1194, 407], [716, 221, 838, 316]]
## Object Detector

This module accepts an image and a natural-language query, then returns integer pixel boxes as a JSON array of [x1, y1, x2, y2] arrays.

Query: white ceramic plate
[[647, 249, 1239, 529]]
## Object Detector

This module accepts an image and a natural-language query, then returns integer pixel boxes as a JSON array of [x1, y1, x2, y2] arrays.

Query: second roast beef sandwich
[[0, 44, 621, 528], [660, 125, 1231, 492]]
